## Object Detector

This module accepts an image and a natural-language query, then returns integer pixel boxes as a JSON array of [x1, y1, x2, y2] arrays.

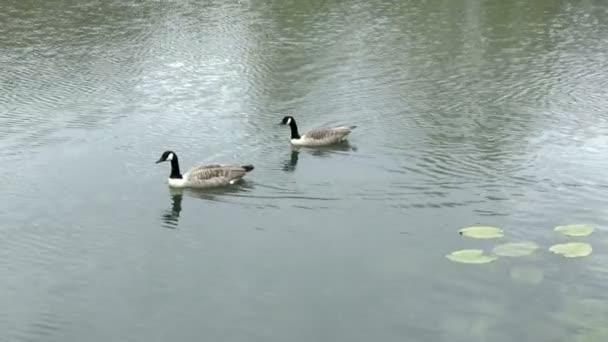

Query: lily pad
[[446, 249, 498, 264], [555, 224, 594, 237], [549, 242, 592, 258], [459, 226, 504, 239], [492, 241, 539, 257]]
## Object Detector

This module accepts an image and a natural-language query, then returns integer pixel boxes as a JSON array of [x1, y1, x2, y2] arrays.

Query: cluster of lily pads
[[446, 224, 594, 264]]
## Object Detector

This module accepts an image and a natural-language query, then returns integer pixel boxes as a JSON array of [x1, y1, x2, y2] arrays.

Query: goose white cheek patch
[[166, 153, 174, 161], [286, 117, 292, 125]]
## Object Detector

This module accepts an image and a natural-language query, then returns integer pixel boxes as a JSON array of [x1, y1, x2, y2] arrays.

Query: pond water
[[2, 0, 608, 341]]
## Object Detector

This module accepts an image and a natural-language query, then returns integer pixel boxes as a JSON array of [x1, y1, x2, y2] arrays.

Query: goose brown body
[[156, 151, 254, 188], [280, 116, 356, 147]]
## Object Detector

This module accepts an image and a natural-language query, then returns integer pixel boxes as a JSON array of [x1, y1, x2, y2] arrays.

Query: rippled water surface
[[2, 0, 608, 341]]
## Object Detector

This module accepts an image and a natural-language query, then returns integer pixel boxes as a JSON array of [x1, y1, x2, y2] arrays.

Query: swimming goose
[[279, 115, 357, 147], [155, 150, 254, 189]]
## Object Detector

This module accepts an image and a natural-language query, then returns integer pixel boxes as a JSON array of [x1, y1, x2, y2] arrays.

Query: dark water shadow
[[183, 180, 255, 201], [296, 140, 358, 157], [281, 141, 357, 172], [160, 181, 254, 229], [161, 188, 183, 229], [282, 150, 300, 172]]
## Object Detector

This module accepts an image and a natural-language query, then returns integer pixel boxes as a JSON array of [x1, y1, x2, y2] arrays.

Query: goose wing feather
[[185, 164, 249, 187], [303, 126, 354, 144]]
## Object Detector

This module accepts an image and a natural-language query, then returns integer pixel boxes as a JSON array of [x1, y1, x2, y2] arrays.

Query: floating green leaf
[[555, 224, 594, 237], [492, 241, 539, 257], [446, 249, 497, 264], [459, 226, 504, 239], [549, 242, 592, 258]]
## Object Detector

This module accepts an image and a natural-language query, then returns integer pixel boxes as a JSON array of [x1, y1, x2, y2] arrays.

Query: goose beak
[[155, 158, 164, 164]]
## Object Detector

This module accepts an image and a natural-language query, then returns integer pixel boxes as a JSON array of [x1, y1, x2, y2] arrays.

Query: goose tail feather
[[242, 164, 255, 172]]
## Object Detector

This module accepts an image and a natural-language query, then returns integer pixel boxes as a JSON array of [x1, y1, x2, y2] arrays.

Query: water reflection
[[160, 181, 255, 228], [282, 150, 299, 172], [280, 142, 357, 172], [295, 141, 358, 157], [161, 189, 183, 229], [185, 181, 253, 201]]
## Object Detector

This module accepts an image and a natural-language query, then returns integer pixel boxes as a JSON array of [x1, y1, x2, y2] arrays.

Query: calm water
[[2, 0, 608, 341]]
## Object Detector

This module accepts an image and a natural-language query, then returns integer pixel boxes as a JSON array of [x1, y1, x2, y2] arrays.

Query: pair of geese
[[156, 115, 357, 188]]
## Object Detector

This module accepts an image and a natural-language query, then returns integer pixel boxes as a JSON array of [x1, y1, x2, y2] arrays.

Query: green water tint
[[555, 224, 594, 237], [458, 226, 504, 239], [492, 241, 539, 257], [549, 242, 593, 258], [555, 296, 608, 342], [446, 249, 497, 264], [509, 265, 544, 285], [575, 328, 608, 342]]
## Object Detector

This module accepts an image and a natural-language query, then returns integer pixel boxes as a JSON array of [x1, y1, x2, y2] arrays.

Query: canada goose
[[280, 115, 356, 146], [155, 150, 254, 188]]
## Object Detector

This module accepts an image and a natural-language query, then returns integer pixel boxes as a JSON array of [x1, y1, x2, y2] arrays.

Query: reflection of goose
[[183, 182, 254, 202], [280, 116, 356, 147], [161, 190, 183, 229], [282, 150, 299, 172], [155, 150, 254, 188], [305, 140, 358, 156]]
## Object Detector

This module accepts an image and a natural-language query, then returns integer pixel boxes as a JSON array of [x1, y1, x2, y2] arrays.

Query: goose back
[[183, 164, 253, 188], [295, 126, 355, 146]]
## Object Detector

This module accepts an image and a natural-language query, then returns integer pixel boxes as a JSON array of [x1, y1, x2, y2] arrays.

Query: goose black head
[[279, 116, 300, 139], [156, 150, 177, 164], [156, 150, 182, 179], [280, 115, 295, 125]]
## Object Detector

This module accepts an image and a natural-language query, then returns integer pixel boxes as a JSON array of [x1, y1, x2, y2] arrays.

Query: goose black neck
[[289, 120, 300, 139], [170, 157, 182, 179]]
